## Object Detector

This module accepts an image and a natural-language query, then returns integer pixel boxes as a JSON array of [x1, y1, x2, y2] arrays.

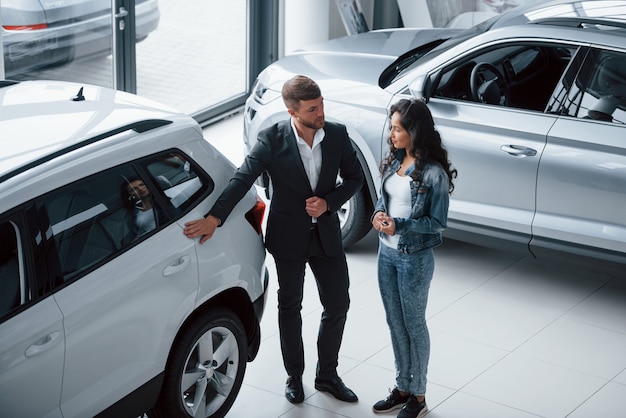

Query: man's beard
[[300, 117, 325, 130]]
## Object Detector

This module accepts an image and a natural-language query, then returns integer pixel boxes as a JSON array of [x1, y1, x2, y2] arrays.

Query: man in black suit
[[183, 75, 363, 404]]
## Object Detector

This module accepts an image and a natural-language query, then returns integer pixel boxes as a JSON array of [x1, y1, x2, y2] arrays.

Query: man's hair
[[281, 75, 321, 111]]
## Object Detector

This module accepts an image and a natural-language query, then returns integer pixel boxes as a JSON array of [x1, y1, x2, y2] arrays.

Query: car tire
[[148, 309, 247, 418], [340, 186, 372, 248]]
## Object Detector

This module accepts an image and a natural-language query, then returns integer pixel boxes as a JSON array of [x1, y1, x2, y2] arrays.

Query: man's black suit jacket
[[209, 119, 363, 259]]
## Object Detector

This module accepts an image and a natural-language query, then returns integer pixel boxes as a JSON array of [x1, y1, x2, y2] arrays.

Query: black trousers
[[273, 227, 350, 380]]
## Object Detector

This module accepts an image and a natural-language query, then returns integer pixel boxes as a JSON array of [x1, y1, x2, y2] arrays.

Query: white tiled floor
[[203, 114, 626, 418]]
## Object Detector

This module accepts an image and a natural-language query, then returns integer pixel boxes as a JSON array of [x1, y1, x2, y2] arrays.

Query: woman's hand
[[372, 211, 395, 235]]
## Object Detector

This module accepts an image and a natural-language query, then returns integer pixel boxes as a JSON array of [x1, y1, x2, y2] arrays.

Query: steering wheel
[[470, 62, 510, 106]]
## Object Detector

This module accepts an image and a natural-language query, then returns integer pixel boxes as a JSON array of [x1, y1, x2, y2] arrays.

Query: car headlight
[[252, 79, 281, 105]]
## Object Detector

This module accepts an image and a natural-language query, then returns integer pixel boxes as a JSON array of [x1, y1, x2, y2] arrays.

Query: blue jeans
[[378, 243, 434, 396]]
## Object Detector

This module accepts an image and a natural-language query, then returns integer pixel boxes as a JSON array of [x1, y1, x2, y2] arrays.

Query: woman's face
[[389, 111, 411, 150], [127, 179, 149, 198]]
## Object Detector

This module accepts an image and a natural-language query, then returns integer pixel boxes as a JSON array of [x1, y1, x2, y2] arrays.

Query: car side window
[[36, 165, 171, 283], [0, 220, 25, 318], [144, 151, 208, 211], [24, 151, 209, 289], [433, 42, 576, 112], [560, 49, 625, 124]]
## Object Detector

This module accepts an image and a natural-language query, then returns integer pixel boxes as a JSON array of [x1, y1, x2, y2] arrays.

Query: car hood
[[267, 28, 459, 88], [295, 28, 458, 57]]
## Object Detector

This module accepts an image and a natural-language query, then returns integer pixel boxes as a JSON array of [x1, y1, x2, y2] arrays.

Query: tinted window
[[560, 49, 626, 124], [0, 220, 24, 317], [17, 151, 209, 288], [145, 152, 205, 210], [37, 164, 166, 282]]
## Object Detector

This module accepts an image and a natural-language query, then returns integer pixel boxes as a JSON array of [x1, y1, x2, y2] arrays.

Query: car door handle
[[25, 331, 62, 358], [500, 145, 537, 157], [163, 255, 191, 276], [115, 7, 128, 18]]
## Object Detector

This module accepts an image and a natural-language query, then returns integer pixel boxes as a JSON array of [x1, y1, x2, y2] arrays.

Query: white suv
[[0, 80, 268, 418]]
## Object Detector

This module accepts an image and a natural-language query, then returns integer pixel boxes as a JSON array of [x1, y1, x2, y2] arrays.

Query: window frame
[[431, 39, 580, 113], [2, 149, 213, 301]]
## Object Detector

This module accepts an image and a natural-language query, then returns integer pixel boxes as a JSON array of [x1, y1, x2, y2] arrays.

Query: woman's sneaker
[[372, 388, 410, 413], [397, 395, 428, 418]]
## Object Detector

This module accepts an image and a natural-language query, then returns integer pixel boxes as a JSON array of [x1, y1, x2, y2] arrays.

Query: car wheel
[[149, 309, 247, 418], [340, 186, 372, 248]]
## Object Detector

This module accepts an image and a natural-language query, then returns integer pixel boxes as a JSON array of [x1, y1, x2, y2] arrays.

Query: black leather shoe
[[285, 376, 304, 404], [314, 377, 358, 402]]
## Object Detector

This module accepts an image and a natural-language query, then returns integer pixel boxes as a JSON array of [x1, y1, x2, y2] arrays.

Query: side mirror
[[408, 71, 438, 104]]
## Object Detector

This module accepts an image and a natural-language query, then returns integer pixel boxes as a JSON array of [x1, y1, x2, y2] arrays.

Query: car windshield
[[382, 18, 496, 87]]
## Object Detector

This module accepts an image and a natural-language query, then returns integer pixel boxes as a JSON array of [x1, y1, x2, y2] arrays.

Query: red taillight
[[3, 24, 49, 31], [245, 196, 266, 235]]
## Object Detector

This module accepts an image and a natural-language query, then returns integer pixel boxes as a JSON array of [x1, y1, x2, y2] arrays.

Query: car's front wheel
[[149, 309, 247, 418], [340, 186, 372, 248]]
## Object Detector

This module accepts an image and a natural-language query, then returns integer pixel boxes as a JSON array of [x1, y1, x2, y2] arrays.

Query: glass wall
[[0, 0, 117, 86], [135, 0, 247, 117], [1, 0, 248, 119]]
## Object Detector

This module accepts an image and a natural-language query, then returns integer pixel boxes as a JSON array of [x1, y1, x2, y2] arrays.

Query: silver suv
[[0, 79, 268, 418], [244, 0, 626, 265]]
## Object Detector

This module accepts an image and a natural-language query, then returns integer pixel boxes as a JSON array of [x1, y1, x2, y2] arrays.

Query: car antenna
[[71, 87, 85, 101]]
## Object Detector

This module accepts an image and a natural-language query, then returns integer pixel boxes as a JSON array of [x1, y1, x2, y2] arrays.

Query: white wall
[[281, 0, 374, 56], [396, 0, 433, 27], [282, 0, 330, 54]]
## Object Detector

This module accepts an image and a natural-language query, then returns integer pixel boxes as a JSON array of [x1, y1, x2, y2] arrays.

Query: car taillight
[[3, 24, 48, 31], [245, 196, 266, 235]]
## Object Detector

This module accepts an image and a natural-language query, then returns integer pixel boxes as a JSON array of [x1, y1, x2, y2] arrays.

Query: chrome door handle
[[500, 145, 537, 157]]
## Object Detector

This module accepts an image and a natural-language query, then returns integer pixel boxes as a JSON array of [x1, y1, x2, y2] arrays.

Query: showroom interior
[[2, 1, 625, 417]]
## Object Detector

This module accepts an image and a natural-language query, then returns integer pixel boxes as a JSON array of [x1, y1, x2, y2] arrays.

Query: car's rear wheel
[[148, 309, 247, 418], [340, 186, 372, 248]]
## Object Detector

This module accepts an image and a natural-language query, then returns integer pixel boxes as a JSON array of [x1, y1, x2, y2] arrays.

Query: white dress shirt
[[291, 118, 325, 222]]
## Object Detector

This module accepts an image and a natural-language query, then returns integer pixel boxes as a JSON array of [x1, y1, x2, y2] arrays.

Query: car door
[[534, 48, 626, 262], [421, 42, 578, 249], [55, 223, 198, 417], [28, 153, 205, 417], [0, 217, 65, 418]]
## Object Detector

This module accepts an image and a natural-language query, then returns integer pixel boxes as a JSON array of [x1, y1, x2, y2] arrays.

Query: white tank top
[[381, 172, 412, 248]]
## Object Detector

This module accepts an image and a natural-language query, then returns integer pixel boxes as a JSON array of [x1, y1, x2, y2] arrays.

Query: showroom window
[[1, 0, 255, 122]]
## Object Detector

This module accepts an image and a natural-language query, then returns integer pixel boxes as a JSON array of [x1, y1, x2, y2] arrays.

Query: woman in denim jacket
[[371, 99, 456, 418]]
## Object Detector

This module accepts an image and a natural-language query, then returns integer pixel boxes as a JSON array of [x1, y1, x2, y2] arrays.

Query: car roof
[[487, 0, 626, 29], [0, 80, 185, 183]]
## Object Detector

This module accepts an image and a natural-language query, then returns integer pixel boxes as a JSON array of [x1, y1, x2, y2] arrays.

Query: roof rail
[[532, 17, 626, 30], [0, 119, 173, 184], [1, 80, 20, 88]]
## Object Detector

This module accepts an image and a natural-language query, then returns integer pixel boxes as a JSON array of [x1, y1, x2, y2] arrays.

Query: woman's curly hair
[[380, 99, 457, 193]]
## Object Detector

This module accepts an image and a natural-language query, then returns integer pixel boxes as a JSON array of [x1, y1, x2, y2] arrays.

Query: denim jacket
[[373, 153, 450, 254]]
